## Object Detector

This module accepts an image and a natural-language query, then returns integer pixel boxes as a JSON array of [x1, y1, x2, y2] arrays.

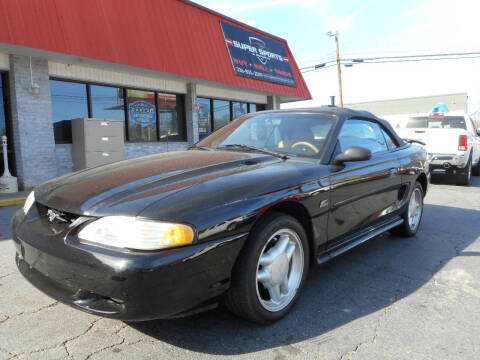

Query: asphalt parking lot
[[0, 176, 479, 360]]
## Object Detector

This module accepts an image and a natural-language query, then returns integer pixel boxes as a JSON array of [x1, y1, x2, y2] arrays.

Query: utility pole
[[327, 31, 343, 107]]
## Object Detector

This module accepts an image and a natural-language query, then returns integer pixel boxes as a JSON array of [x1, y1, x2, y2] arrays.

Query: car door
[[327, 118, 401, 242]]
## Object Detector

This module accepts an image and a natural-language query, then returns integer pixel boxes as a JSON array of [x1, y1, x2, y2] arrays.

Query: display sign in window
[[220, 21, 296, 87], [127, 90, 157, 142]]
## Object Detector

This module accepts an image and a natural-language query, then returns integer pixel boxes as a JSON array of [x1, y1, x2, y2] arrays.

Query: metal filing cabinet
[[72, 118, 125, 170]]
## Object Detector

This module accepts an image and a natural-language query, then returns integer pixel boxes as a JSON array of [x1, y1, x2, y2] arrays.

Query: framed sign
[[220, 21, 296, 87], [129, 101, 155, 127]]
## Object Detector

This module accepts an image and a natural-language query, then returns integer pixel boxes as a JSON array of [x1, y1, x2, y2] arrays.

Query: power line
[[301, 51, 480, 72]]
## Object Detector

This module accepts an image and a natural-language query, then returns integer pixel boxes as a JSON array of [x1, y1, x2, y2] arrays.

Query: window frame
[[50, 78, 90, 144], [89, 83, 126, 122], [49, 77, 187, 143], [196, 96, 267, 136], [125, 88, 158, 143]]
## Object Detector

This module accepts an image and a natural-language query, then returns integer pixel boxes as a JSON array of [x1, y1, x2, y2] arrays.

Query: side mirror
[[333, 146, 372, 165], [476, 129, 480, 136]]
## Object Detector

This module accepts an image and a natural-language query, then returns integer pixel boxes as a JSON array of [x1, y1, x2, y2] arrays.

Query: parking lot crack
[[0, 314, 9, 325], [84, 338, 127, 360], [64, 318, 100, 347], [10, 301, 60, 320], [8, 344, 66, 359], [1, 346, 13, 359], [338, 304, 387, 360], [6, 320, 100, 359], [0, 272, 14, 280]]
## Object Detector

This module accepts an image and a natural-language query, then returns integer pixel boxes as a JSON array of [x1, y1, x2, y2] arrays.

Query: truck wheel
[[472, 160, 480, 176], [456, 159, 471, 186], [391, 181, 424, 237], [223, 212, 309, 324]]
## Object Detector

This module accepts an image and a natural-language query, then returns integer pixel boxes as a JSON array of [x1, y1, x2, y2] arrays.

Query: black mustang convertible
[[12, 107, 428, 324]]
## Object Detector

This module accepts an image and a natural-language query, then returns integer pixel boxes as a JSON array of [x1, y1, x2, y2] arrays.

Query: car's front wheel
[[224, 212, 309, 324]]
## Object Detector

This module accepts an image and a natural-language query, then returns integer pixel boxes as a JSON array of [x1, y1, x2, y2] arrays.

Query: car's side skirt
[[316, 218, 403, 264]]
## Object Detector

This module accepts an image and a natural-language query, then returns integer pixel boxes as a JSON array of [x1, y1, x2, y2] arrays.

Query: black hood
[[34, 150, 280, 216]]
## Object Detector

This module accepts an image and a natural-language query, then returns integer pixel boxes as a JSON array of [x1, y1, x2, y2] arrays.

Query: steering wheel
[[291, 141, 319, 154]]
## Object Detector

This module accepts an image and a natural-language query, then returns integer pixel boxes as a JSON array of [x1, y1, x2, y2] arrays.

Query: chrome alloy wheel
[[407, 187, 423, 232], [256, 229, 304, 312]]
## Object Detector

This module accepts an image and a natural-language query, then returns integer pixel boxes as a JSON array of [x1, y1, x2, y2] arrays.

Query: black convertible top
[[259, 106, 406, 147]]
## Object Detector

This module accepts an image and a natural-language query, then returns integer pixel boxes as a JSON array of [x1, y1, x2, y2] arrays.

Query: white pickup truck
[[396, 113, 480, 185]]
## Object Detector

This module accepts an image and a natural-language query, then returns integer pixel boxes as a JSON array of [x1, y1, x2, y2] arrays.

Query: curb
[[0, 197, 26, 207]]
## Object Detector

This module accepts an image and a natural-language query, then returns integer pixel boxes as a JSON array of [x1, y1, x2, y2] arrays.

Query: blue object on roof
[[429, 102, 450, 113]]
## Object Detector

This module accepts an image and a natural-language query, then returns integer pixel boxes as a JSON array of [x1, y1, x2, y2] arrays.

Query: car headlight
[[23, 191, 35, 215], [78, 216, 194, 251]]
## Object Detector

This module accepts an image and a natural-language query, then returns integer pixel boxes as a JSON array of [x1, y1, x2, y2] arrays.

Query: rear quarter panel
[[396, 144, 428, 195]]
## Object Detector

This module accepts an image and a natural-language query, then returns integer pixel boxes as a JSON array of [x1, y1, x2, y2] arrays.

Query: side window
[[381, 128, 398, 150], [338, 119, 388, 154]]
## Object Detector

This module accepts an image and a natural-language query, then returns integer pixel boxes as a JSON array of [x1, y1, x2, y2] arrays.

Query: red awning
[[0, 0, 311, 100]]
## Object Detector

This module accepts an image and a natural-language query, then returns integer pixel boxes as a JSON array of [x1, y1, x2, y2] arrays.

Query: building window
[[249, 103, 265, 113], [213, 99, 230, 131], [157, 93, 184, 141], [50, 79, 88, 143], [126, 89, 157, 142], [50, 78, 188, 143], [232, 102, 247, 119], [90, 85, 125, 121], [197, 97, 211, 139]]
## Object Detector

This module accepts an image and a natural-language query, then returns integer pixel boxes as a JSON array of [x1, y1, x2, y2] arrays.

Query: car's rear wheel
[[391, 181, 424, 237], [224, 212, 309, 324], [456, 158, 471, 186]]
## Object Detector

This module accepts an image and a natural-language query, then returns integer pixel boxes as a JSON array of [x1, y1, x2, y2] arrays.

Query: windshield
[[406, 116, 466, 129], [196, 112, 336, 158]]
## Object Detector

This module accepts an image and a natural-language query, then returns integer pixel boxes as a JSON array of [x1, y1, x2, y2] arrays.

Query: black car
[[12, 107, 428, 324]]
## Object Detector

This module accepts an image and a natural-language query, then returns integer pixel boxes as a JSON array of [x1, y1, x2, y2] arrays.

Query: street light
[[326, 31, 343, 107]]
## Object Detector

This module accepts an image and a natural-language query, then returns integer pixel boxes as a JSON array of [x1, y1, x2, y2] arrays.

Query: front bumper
[[11, 206, 247, 321]]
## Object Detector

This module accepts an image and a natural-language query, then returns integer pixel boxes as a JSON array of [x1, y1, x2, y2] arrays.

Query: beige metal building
[[346, 93, 468, 117]]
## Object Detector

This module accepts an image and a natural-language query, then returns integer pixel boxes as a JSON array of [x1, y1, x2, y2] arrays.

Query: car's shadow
[[128, 202, 480, 355]]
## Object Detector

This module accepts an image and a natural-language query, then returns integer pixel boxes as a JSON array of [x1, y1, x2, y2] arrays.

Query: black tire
[[391, 181, 424, 237], [456, 158, 471, 186], [223, 212, 309, 324], [472, 160, 480, 176]]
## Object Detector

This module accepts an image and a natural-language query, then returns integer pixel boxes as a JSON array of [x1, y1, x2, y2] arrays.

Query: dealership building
[[0, 0, 310, 188]]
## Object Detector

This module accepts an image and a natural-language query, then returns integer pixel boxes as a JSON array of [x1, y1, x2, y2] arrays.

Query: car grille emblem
[[47, 209, 67, 223]]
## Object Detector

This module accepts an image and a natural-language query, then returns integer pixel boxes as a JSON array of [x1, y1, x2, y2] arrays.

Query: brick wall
[[9, 55, 57, 188], [56, 142, 189, 176]]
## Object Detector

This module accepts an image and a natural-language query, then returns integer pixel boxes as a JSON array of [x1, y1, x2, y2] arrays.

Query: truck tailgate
[[399, 128, 465, 154]]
